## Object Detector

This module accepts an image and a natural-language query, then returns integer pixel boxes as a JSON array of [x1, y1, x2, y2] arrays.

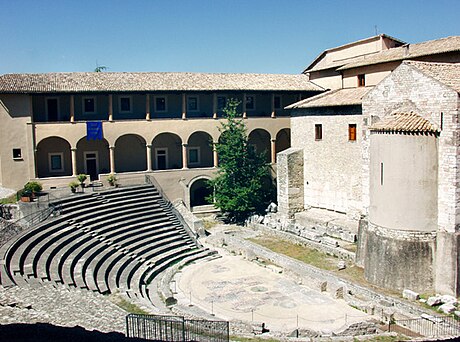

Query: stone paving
[[0, 282, 126, 333], [173, 224, 374, 335]]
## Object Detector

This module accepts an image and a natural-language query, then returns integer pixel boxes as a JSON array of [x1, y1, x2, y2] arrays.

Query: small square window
[[245, 95, 255, 110], [274, 96, 282, 109], [13, 148, 22, 160], [155, 96, 167, 112], [83, 97, 96, 113], [187, 96, 199, 112], [315, 124, 322, 140], [349, 124, 357, 141], [217, 96, 227, 111], [119, 96, 131, 113], [188, 147, 200, 165], [357, 74, 365, 87], [49, 153, 64, 172]]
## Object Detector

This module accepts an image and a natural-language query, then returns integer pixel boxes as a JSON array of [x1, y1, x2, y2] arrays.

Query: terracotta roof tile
[[405, 61, 460, 93], [337, 36, 460, 71], [0, 72, 324, 93], [286, 87, 371, 109], [370, 112, 439, 133]]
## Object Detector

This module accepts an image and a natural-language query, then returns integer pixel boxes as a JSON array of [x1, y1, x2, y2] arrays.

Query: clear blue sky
[[1, 0, 458, 75]]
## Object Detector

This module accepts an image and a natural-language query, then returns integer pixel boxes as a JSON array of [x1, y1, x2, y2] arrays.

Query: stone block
[[427, 296, 442, 306], [440, 294, 458, 305], [439, 303, 456, 314], [337, 260, 346, 270], [402, 289, 420, 301]]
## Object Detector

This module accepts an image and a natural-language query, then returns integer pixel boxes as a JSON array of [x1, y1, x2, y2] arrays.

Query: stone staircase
[[0, 184, 214, 307]]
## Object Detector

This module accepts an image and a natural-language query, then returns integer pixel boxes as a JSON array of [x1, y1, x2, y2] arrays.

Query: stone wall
[[290, 107, 363, 216], [276, 148, 304, 219], [362, 62, 460, 296], [363, 222, 436, 292]]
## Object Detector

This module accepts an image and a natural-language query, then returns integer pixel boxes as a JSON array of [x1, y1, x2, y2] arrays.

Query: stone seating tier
[[0, 184, 213, 308]]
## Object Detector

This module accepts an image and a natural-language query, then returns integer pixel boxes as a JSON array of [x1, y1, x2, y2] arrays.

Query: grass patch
[[109, 294, 150, 315], [249, 236, 399, 297], [353, 335, 408, 342], [0, 194, 17, 204], [249, 237, 336, 271]]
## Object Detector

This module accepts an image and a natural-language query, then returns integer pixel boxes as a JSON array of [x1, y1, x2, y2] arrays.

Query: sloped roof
[[337, 36, 460, 71], [0, 72, 324, 94], [370, 112, 439, 133], [286, 86, 371, 109], [304, 34, 406, 73], [405, 60, 460, 93]]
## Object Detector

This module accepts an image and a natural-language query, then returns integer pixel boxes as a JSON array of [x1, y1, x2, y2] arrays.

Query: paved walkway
[[175, 225, 372, 334], [0, 282, 126, 334]]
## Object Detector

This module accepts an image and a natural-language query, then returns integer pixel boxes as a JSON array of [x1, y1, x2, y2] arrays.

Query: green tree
[[208, 99, 272, 223]]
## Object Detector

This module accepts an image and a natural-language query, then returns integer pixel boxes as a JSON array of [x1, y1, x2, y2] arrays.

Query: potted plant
[[69, 181, 79, 193], [106, 174, 117, 187], [18, 189, 31, 202], [23, 181, 43, 201], [77, 174, 87, 190]]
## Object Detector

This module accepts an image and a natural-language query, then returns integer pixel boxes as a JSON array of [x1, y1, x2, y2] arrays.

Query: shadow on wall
[[0, 323, 149, 342]]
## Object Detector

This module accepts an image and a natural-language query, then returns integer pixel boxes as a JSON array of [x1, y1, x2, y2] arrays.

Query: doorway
[[155, 148, 168, 170], [84, 151, 99, 180]]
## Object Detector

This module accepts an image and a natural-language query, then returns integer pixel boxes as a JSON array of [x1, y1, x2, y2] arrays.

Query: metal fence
[[390, 315, 460, 338], [126, 314, 229, 342]]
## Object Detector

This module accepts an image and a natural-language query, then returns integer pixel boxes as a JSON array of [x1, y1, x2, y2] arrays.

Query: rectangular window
[[274, 95, 282, 109], [154, 96, 167, 112], [357, 74, 365, 87], [188, 147, 200, 165], [46, 97, 59, 121], [83, 97, 96, 114], [49, 153, 64, 172], [12, 148, 22, 160], [119, 96, 132, 113], [217, 96, 227, 111], [315, 124, 322, 140], [187, 96, 199, 112], [245, 95, 255, 110], [348, 124, 357, 141]]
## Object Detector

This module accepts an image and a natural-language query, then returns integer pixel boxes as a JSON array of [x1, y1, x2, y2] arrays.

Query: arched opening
[[115, 134, 147, 172], [187, 131, 213, 168], [151, 133, 182, 170], [248, 128, 271, 163], [276, 128, 291, 154], [190, 178, 213, 207], [36, 137, 72, 178], [76, 137, 110, 180]]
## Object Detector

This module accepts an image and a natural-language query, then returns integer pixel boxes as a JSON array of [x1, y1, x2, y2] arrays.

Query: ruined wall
[[276, 148, 304, 219]]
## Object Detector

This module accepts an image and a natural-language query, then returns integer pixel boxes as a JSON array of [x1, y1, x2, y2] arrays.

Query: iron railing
[[390, 315, 460, 338], [126, 314, 229, 342]]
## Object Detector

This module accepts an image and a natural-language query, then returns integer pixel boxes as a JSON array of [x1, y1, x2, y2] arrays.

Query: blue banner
[[86, 121, 103, 141]]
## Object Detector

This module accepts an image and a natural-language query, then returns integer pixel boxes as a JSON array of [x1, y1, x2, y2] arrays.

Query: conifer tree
[[208, 99, 272, 223]]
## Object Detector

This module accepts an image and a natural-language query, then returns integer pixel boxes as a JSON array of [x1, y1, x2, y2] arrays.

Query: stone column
[[212, 93, 217, 119], [182, 143, 188, 169], [277, 148, 304, 220], [109, 146, 115, 174], [182, 93, 187, 120], [271, 93, 276, 118], [70, 95, 75, 123], [213, 141, 218, 167], [242, 93, 247, 119], [145, 94, 151, 120], [271, 139, 276, 164], [146, 144, 152, 171], [71, 148, 77, 176], [108, 94, 113, 121]]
